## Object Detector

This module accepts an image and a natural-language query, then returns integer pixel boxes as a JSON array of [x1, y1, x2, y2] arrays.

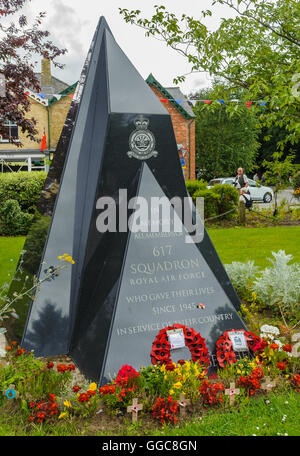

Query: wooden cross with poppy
[[261, 377, 277, 393], [179, 393, 191, 417], [225, 382, 240, 406], [127, 398, 143, 423]]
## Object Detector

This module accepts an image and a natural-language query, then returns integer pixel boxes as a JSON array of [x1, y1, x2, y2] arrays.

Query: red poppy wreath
[[151, 323, 210, 368], [216, 329, 262, 368]]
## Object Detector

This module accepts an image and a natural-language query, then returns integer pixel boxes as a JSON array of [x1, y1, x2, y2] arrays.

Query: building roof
[[33, 73, 70, 99], [146, 74, 195, 119]]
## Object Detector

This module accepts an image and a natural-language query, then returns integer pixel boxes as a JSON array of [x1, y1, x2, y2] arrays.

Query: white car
[[207, 177, 274, 203]]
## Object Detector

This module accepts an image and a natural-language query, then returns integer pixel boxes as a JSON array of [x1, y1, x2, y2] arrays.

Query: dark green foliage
[[0, 172, 46, 213], [292, 173, 300, 190], [22, 216, 51, 275], [185, 179, 207, 197], [0, 200, 34, 235], [194, 102, 259, 180], [193, 184, 238, 220]]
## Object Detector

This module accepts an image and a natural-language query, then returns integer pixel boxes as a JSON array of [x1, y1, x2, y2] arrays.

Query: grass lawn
[[0, 236, 25, 289], [0, 226, 299, 288], [208, 226, 300, 268], [0, 391, 299, 436]]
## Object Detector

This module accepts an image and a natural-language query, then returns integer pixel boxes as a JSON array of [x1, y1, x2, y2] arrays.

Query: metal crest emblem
[[127, 116, 158, 160]]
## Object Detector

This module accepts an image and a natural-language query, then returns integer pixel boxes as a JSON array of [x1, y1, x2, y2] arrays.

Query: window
[[0, 120, 19, 142]]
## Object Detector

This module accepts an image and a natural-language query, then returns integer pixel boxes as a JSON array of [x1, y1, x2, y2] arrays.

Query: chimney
[[41, 58, 52, 88]]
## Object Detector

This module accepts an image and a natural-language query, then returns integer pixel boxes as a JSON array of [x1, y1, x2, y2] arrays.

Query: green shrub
[[0, 200, 34, 235], [0, 171, 46, 213], [292, 173, 300, 190], [211, 184, 239, 218], [193, 188, 220, 219], [192, 184, 238, 220], [185, 179, 207, 197], [22, 216, 51, 275]]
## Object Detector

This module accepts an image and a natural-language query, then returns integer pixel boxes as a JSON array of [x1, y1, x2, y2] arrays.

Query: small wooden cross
[[179, 393, 191, 417], [127, 398, 143, 423], [225, 382, 240, 406], [261, 376, 276, 393]]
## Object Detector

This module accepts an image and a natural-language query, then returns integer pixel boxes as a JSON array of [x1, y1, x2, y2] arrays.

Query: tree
[[193, 87, 259, 179], [120, 0, 300, 152], [0, 0, 66, 144], [263, 152, 295, 214]]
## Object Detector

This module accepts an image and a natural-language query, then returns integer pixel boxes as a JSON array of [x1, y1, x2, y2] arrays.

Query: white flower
[[260, 324, 280, 336], [260, 333, 274, 340]]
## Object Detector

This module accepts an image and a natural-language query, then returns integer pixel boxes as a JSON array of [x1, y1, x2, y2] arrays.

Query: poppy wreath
[[151, 323, 210, 367], [216, 329, 262, 368]]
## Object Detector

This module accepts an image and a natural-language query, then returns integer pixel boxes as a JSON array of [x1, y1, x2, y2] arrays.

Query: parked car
[[207, 177, 274, 203]]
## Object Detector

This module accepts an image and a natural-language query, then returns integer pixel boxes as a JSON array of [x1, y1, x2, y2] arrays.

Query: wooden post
[[179, 393, 191, 417], [225, 382, 240, 406], [127, 398, 143, 423], [238, 199, 246, 225]]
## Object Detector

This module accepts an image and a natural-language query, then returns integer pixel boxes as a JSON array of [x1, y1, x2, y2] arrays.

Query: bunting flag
[[40, 129, 47, 152], [188, 98, 267, 108]]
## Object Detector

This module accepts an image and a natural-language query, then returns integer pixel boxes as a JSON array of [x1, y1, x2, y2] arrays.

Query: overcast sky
[[22, 0, 236, 95]]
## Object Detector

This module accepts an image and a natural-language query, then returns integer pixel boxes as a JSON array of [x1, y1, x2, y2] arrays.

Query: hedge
[[185, 179, 207, 197], [0, 171, 47, 213], [193, 183, 239, 220]]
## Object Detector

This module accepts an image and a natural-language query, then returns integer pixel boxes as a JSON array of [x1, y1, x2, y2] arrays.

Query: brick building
[[0, 59, 77, 172], [146, 74, 196, 180]]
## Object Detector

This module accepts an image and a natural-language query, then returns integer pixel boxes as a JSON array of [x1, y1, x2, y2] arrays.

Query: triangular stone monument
[[21, 17, 246, 382]]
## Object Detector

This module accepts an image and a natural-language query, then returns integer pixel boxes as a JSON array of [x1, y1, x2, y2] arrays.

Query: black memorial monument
[[22, 17, 247, 383]]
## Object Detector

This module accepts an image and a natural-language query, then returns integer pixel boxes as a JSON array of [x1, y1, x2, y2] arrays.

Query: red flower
[[283, 344, 292, 353], [99, 385, 116, 395], [29, 402, 36, 409], [15, 348, 26, 356], [57, 364, 68, 373], [46, 361, 54, 369], [67, 364, 76, 371], [72, 385, 81, 393], [115, 365, 139, 387], [270, 343, 279, 350], [86, 390, 97, 397], [49, 393, 56, 403], [290, 374, 300, 391], [152, 396, 179, 425], [78, 393, 90, 403], [277, 362, 286, 371], [29, 416, 34, 422]]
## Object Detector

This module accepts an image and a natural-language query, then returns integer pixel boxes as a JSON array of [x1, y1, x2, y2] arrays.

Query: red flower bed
[[151, 324, 210, 368], [216, 330, 262, 368], [237, 367, 264, 396], [56, 363, 76, 373], [115, 365, 140, 387], [199, 380, 225, 406], [152, 396, 179, 425], [28, 393, 59, 423], [99, 384, 116, 395], [290, 374, 300, 392]]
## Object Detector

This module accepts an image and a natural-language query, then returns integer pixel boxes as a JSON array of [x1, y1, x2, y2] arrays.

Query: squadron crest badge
[[127, 116, 158, 160]]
